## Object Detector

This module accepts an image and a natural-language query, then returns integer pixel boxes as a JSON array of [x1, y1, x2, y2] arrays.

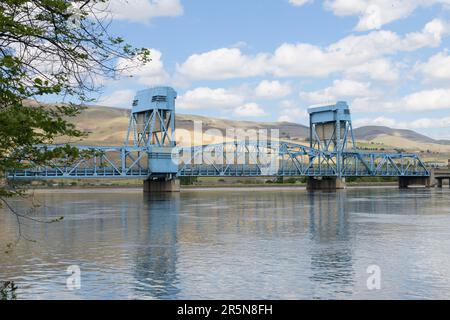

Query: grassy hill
[[63, 105, 450, 162], [353, 126, 437, 144]]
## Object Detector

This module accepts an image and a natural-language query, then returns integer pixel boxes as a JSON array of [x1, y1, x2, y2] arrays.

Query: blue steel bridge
[[7, 87, 430, 191]]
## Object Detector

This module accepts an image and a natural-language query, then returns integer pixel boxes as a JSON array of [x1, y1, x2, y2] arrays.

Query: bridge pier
[[428, 168, 450, 188], [436, 177, 450, 188], [398, 176, 430, 189], [306, 177, 346, 191], [143, 178, 180, 193]]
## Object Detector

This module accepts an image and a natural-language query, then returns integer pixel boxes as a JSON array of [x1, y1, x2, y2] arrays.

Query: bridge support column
[[398, 176, 430, 189], [436, 178, 450, 188], [143, 178, 180, 193], [306, 177, 346, 191], [429, 168, 436, 187]]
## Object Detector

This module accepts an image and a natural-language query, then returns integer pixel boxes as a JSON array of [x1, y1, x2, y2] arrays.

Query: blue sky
[[95, 0, 450, 139]]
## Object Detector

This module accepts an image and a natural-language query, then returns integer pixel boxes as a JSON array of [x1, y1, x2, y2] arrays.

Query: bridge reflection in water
[[2, 187, 448, 299]]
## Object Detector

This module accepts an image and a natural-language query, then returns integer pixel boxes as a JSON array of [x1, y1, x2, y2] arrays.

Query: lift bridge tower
[[306, 101, 355, 190], [125, 87, 180, 192]]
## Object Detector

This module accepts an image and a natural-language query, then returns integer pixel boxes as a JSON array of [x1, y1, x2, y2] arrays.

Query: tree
[[0, 1, 149, 237], [1, 281, 17, 300]]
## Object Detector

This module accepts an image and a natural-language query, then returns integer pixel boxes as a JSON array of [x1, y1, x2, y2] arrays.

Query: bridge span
[[7, 87, 430, 191]]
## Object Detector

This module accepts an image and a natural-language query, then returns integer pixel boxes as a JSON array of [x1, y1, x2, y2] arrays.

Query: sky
[[95, 0, 450, 139]]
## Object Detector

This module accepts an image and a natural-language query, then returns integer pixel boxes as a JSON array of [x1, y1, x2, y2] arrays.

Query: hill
[[353, 126, 437, 144], [63, 105, 450, 160]]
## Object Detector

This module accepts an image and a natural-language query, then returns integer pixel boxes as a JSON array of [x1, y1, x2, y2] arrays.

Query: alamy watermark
[[66, 265, 81, 290], [366, 264, 381, 290], [172, 121, 281, 174]]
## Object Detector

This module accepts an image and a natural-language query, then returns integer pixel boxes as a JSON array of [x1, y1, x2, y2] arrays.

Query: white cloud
[[301, 79, 373, 103], [175, 19, 447, 82], [416, 51, 450, 83], [270, 42, 339, 77], [97, 89, 135, 108], [277, 100, 306, 122], [176, 48, 268, 81], [350, 96, 381, 112], [401, 88, 450, 111], [354, 115, 450, 129], [254, 80, 292, 99], [233, 103, 267, 117], [117, 49, 170, 86], [178, 87, 269, 118], [345, 59, 399, 82], [324, 0, 450, 31], [353, 116, 397, 128], [103, 0, 184, 24], [276, 19, 448, 78], [407, 117, 450, 129], [289, 0, 313, 7], [177, 87, 245, 110], [402, 19, 447, 50], [230, 41, 249, 49], [352, 87, 450, 112]]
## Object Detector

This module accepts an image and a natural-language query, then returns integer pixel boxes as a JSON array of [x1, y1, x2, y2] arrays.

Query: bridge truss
[[7, 140, 429, 180], [5, 88, 430, 181]]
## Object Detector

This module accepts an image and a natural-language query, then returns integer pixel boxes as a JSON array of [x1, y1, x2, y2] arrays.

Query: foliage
[[1, 281, 17, 300], [0, 0, 149, 196], [0, 0, 150, 241], [179, 176, 198, 185]]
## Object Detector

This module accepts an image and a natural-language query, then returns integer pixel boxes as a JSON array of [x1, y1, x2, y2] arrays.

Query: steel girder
[[7, 140, 429, 180], [175, 141, 429, 177], [7, 145, 151, 179]]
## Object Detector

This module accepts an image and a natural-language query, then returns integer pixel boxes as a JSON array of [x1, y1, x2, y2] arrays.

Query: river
[[1, 187, 450, 299]]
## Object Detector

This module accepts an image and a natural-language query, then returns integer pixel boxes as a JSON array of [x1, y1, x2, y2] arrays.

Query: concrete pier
[[143, 178, 180, 193], [436, 177, 450, 188], [307, 177, 346, 191], [398, 176, 430, 188], [429, 167, 450, 188]]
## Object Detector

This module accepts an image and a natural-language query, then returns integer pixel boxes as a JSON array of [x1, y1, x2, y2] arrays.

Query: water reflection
[[134, 193, 180, 299], [1, 187, 450, 299], [307, 192, 354, 298]]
